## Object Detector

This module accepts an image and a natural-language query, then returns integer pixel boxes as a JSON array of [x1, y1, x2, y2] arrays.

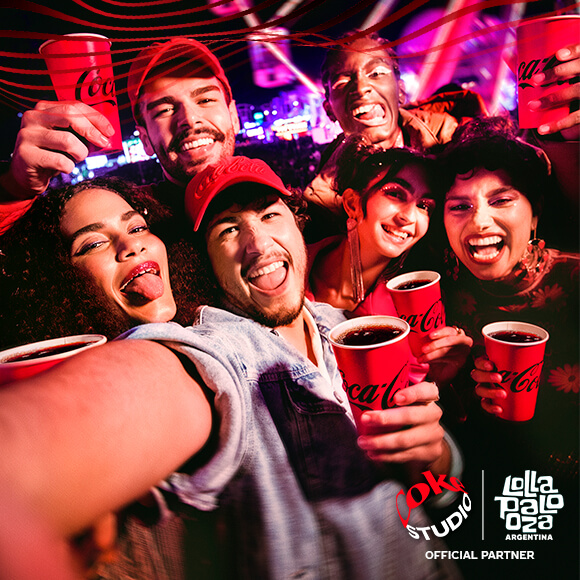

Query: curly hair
[[0, 177, 213, 349], [438, 115, 549, 216]]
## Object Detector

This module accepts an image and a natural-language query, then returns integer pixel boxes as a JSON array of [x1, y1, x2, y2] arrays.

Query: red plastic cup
[[386, 271, 445, 357], [482, 322, 549, 422], [328, 315, 411, 433], [39, 33, 123, 154], [0, 334, 107, 385], [516, 15, 580, 129]]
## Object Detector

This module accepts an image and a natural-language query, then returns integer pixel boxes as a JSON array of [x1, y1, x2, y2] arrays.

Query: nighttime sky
[[0, 0, 567, 159]]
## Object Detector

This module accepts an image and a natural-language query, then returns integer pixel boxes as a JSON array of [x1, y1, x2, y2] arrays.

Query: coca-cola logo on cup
[[494, 361, 543, 393], [398, 298, 445, 334], [518, 54, 561, 90], [339, 362, 408, 413], [75, 68, 116, 107]]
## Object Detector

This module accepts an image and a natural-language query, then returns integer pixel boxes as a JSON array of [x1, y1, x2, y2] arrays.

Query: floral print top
[[442, 248, 579, 490]]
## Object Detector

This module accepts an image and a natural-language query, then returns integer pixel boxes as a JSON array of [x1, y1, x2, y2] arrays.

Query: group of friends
[[0, 27, 578, 580]]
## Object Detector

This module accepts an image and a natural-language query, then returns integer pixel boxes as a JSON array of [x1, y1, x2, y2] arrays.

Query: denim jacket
[[123, 301, 460, 580]]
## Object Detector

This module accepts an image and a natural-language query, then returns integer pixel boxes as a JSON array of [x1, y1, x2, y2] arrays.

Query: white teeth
[[383, 226, 409, 240], [120, 268, 157, 291], [181, 137, 214, 152], [352, 104, 374, 116], [468, 236, 502, 247], [250, 261, 284, 279]]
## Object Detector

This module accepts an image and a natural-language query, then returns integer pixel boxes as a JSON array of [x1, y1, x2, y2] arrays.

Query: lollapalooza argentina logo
[[495, 470, 564, 539], [396, 470, 470, 539]]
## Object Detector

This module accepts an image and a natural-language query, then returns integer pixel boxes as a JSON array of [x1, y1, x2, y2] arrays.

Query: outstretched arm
[[0, 100, 115, 201], [0, 339, 212, 537]]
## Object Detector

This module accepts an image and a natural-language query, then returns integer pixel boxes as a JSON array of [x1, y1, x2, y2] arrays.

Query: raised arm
[[0, 101, 115, 201], [0, 339, 212, 537]]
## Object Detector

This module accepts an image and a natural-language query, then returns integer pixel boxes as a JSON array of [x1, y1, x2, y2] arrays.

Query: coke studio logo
[[396, 471, 471, 540], [398, 298, 445, 335], [75, 67, 116, 108]]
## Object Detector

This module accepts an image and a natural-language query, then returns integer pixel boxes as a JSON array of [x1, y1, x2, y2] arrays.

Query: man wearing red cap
[[0, 37, 240, 234], [0, 156, 463, 580]]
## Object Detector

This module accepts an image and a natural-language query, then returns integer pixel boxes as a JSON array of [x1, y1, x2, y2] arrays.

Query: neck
[[310, 237, 390, 311], [276, 307, 316, 364]]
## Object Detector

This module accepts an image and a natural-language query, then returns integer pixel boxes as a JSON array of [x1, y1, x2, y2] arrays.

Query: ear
[[398, 79, 406, 106], [229, 100, 241, 134], [342, 188, 362, 220], [323, 99, 337, 123], [136, 125, 155, 157]]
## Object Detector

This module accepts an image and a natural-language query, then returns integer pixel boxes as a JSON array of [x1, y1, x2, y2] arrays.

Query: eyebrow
[[145, 84, 222, 112], [445, 186, 516, 201], [69, 210, 141, 245]]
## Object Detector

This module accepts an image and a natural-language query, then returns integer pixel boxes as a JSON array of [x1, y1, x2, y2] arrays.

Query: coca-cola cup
[[516, 15, 580, 129], [385, 271, 445, 358], [482, 321, 549, 422], [328, 315, 411, 434], [0, 334, 107, 386], [39, 33, 123, 154]]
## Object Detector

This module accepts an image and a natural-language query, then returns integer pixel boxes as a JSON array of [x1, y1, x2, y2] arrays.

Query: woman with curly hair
[[0, 176, 217, 579], [438, 115, 578, 577], [0, 176, 213, 350]]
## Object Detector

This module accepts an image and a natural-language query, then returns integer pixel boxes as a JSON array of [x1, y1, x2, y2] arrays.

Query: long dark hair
[[0, 177, 212, 349]]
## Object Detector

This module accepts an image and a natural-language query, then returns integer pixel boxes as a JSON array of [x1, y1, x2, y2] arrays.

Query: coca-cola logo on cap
[[192, 157, 279, 200]]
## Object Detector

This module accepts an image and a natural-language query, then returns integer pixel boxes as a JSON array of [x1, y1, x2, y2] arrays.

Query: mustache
[[168, 127, 225, 152]]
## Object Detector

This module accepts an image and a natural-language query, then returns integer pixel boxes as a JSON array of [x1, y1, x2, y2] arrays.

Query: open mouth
[[381, 224, 410, 242], [120, 262, 164, 303], [180, 136, 215, 153], [466, 235, 505, 262], [351, 103, 386, 125], [247, 260, 288, 291]]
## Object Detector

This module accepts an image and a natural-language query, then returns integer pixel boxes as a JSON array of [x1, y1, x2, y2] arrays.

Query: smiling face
[[205, 194, 307, 328], [60, 188, 177, 325], [346, 163, 434, 266], [323, 37, 404, 148], [444, 168, 538, 281], [136, 69, 240, 185]]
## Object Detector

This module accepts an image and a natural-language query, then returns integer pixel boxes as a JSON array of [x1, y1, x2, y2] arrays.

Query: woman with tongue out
[[306, 140, 473, 386], [437, 117, 578, 529], [0, 176, 208, 350]]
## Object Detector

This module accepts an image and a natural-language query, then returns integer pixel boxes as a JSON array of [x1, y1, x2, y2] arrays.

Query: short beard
[[233, 292, 305, 329], [160, 127, 235, 185]]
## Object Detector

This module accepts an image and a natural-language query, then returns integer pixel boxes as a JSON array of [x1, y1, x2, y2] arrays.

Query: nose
[[242, 226, 274, 257], [395, 202, 417, 225], [175, 102, 200, 131], [352, 72, 371, 96], [471, 203, 494, 230], [116, 234, 146, 261]]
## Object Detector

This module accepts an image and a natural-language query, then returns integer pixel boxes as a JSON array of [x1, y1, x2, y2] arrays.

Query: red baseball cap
[[127, 37, 232, 119], [185, 156, 291, 232]]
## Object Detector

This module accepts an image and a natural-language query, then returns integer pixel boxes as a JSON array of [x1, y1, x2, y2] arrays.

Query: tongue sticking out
[[123, 273, 164, 302], [250, 265, 286, 291]]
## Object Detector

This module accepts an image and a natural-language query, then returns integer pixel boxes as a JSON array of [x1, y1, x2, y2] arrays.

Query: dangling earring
[[520, 227, 546, 274], [347, 217, 365, 303]]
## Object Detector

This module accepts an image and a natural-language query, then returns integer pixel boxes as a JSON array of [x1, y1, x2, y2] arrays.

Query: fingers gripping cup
[[328, 315, 411, 433], [0, 334, 107, 385], [386, 271, 445, 358], [39, 33, 123, 154], [482, 322, 549, 422], [516, 15, 580, 129]]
